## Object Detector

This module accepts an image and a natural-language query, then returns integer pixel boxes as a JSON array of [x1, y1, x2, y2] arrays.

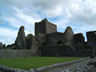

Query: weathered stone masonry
[[0, 18, 96, 57]]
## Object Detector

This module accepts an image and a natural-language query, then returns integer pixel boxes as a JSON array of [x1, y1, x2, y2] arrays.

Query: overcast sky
[[0, 0, 96, 45]]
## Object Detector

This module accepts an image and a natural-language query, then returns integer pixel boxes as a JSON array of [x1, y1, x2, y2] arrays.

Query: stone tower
[[35, 18, 57, 51], [86, 31, 96, 56], [35, 18, 57, 36], [15, 26, 26, 49], [86, 31, 96, 47], [64, 26, 74, 46]]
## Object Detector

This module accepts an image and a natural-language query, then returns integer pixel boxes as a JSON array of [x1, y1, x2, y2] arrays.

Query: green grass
[[0, 57, 82, 70]]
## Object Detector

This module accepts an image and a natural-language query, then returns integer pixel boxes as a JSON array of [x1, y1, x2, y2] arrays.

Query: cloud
[[66, 0, 96, 25], [13, 7, 41, 25], [4, 7, 42, 35], [0, 27, 17, 44], [0, 26, 31, 45], [0, 27, 17, 37], [1, 0, 96, 44], [1, 0, 96, 24], [0, 0, 81, 17]]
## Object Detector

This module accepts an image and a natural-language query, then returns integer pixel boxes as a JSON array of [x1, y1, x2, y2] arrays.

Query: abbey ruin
[[0, 18, 96, 57]]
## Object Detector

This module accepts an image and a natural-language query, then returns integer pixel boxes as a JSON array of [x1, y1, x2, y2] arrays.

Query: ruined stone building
[[0, 18, 96, 57], [0, 42, 3, 49]]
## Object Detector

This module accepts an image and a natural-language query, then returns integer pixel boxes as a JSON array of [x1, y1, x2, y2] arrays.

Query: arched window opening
[[42, 42, 46, 46], [57, 40, 64, 46]]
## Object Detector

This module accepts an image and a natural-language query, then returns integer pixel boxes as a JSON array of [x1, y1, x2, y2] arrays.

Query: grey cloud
[[67, 0, 96, 25], [0, 0, 79, 16], [1, 0, 96, 25]]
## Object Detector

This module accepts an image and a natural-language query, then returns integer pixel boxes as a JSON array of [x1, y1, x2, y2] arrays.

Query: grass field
[[0, 57, 82, 70]]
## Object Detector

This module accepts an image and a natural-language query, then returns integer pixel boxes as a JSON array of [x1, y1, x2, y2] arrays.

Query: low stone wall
[[40, 45, 90, 57], [0, 49, 37, 58], [33, 58, 88, 72], [0, 65, 28, 72]]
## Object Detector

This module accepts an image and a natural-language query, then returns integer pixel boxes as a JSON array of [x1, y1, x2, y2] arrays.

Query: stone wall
[[86, 31, 96, 56], [39, 45, 90, 57], [1, 18, 94, 58], [86, 31, 96, 47], [26, 34, 38, 53], [46, 27, 74, 46], [46, 21, 57, 34], [74, 33, 86, 50], [0, 49, 37, 58], [35, 20, 46, 36], [46, 32, 65, 46], [0, 65, 28, 72], [37, 57, 95, 72], [34, 58, 88, 72]]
